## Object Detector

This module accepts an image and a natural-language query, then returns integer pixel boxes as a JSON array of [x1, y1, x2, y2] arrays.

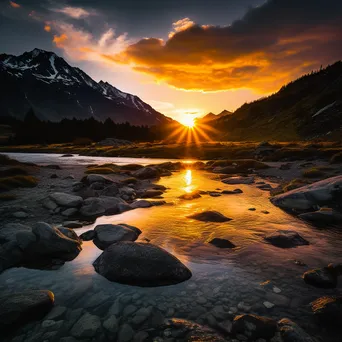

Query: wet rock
[[261, 210, 270, 214], [45, 306, 67, 320], [119, 186, 136, 201], [63, 221, 83, 229], [0, 290, 54, 332], [303, 267, 338, 288], [62, 208, 78, 217], [90, 182, 105, 191], [61, 154, 73, 157], [232, 314, 277, 340], [93, 242, 192, 286], [271, 175, 342, 211], [280, 163, 292, 170], [264, 230, 309, 248], [49, 192, 83, 208], [187, 211, 232, 222], [221, 188, 243, 194], [278, 318, 316, 342], [179, 190, 201, 200], [57, 227, 80, 242], [263, 301, 275, 309], [93, 224, 141, 250], [79, 196, 126, 218], [141, 189, 164, 198], [79, 230, 96, 241], [71, 312, 101, 338], [133, 167, 159, 179], [311, 296, 342, 326], [12, 211, 28, 219], [222, 176, 255, 185], [133, 331, 149, 342], [131, 307, 152, 325], [248, 208, 256, 211], [209, 238, 236, 248], [163, 318, 226, 341], [130, 200, 165, 209], [209, 192, 222, 197], [118, 323, 135, 342], [100, 184, 119, 197], [299, 208, 342, 226], [257, 184, 273, 191], [83, 174, 114, 185], [103, 315, 118, 333]]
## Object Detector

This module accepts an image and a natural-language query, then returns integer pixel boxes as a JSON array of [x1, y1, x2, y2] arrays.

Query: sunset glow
[[180, 115, 196, 128]]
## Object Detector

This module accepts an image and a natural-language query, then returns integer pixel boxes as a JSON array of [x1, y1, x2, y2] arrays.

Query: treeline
[[0, 109, 178, 144]]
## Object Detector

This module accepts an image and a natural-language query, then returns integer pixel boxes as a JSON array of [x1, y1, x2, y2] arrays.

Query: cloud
[[169, 18, 195, 38], [9, 1, 20, 8], [53, 33, 68, 48], [52, 6, 93, 19], [44, 24, 51, 32], [110, 0, 342, 92]]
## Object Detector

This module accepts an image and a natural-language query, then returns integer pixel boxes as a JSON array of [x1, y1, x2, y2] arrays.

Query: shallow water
[[1, 154, 342, 341]]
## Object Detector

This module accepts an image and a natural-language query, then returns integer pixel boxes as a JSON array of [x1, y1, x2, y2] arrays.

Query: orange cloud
[[9, 1, 20, 8], [53, 33, 68, 48], [169, 18, 195, 38], [44, 25, 51, 32]]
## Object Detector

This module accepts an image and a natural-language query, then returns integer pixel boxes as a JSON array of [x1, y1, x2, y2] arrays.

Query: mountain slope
[[0, 48, 172, 126], [199, 110, 232, 123], [211, 62, 342, 141]]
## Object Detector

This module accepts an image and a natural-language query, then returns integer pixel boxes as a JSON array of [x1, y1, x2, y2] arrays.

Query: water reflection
[[183, 169, 194, 193]]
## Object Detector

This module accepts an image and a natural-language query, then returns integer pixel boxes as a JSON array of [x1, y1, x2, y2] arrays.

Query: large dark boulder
[[311, 296, 342, 326], [93, 223, 141, 250], [232, 314, 277, 340], [278, 318, 316, 342], [93, 242, 192, 286], [0, 290, 54, 332], [299, 209, 342, 226], [133, 167, 159, 179], [79, 196, 127, 218], [303, 267, 338, 289], [187, 211, 232, 222], [264, 230, 309, 248]]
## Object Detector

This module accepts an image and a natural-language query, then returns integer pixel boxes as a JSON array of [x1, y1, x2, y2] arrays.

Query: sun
[[181, 114, 196, 128]]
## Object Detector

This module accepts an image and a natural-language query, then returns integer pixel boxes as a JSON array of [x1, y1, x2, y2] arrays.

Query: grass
[[0, 175, 38, 191], [0, 193, 16, 201]]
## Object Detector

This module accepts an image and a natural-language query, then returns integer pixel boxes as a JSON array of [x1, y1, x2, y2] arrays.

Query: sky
[[1, 0, 342, 124]]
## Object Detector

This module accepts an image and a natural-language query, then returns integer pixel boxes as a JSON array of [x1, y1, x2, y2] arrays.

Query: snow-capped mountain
[[0, 48, 172, 125]]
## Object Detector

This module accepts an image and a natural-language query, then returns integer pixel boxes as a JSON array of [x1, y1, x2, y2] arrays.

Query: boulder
[[71, 312, 101, 338], [79, 196, 126, 218], [141, 189, 164, 198], [303, 267, 338, 288], [79, 230, 96, 241], [221, 189, 243, 194], [222, 176, 255, 185], [49, 193, 83, 208], [264, 230, 309, 248], [271, 175, 342, 211], [209, 238, 236, 248], [63, 221, 83, 229], [133, 167, 159, 179], [162, 318, 226, 341], [232, 314, 277, 340], [187, 211, 232, 222], [130, 200, 165, 209], [278, 318, 316, 342], [93, 224, 141, 250], [57, 227, 80, 242], [0, 290, 54, 332], [179, 191, 201, 200], [299, 208, 342, 226], [311, 296, 342, 326], [100, 184, 119, 197], [119, 186, 136, 201], [93, 242, 192, 286], [83, 174, 114, 185]]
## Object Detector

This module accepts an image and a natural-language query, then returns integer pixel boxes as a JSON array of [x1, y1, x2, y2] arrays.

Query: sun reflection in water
[[183, 169, 194, 193]]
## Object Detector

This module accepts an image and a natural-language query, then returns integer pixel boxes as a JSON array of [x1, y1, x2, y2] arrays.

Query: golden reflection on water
[[184, 169, 194, 193]]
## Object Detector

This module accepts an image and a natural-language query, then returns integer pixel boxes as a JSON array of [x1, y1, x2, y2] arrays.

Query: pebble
[[263, 301, 275, 309]]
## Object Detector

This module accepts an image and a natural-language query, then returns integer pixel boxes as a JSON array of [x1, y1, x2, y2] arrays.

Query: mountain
[[0, 48, 172, 126], [199, 109, 232, 123], [210, 62, 342, 141]]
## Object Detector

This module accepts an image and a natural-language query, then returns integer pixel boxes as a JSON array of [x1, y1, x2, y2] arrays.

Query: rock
[[232, 314, 277, 340], [45, 306, 67, 320], [271, 175, 342, 211], [303, 267, 338, 288], [79, 196, 126, 218], [299, 209, 342, 226], [311, 296, 342, 326], [16, 231, 36, 250], [163, 318, 226, 341], [119, 186, 136, 201], [103, 315, 118, 333], [90, 182, 105, 190], [71, 312, 101, 338], [57, 227, 80, 241], [63, 221, 83, 228], [130, 200, 165, 209], [133, 167, 159, 179], [209, 238, 236, 248], [12, 211, 28, 219], [50, 173, 58, 178], [43, 198, 58, 210], [264, 230, 309, 248], [179, 190, 201, 200], [100, 184, 120, 197], [187, 211, 232, 222], [79, 230, 96, 241], [263, 301, 275, 309], [61, 154, 74, 157], [49, 193, 83, 208], [93, 223, 141, 250], [222, 176, 255, 185], [133, 331, 149, 342], [0, 290, 54, 331], [280, 163, 292, 170], [248, 208, 256, 211], [118, 323, 135, 342], [141, 189, 164, 198], [209, 192, 222, 197], [221, 189, 243, 194], [62, 208, 78, 217], [278, 318, 316, 342], [257, 184, 273, 191], [131, 307, 152, 325], [93, 242, 192, 286], [261, 210, 270, 214]]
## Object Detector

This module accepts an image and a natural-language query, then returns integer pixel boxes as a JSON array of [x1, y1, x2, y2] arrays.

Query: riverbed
[[1, 153, 341, 341]]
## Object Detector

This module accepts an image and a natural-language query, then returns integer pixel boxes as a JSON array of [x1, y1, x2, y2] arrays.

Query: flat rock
[[49, 192, 83, 208], [271, 175, 342, 211], [221, 188, 243, 194], [222, 176, 255, 185], [278, 318, 316, 342], [264, 230, 309, 248], [299, 209, 342, 226], [141, 189, 164, 198], [311, 296, 342, 326], [209, 238, 236, 248], [130, 200, 165, 209], [93, 223, 141, 250], [93, 242, 192, 286], [187, 211, 232, 222], [71, 312, 101, 338], [0, 290, 54, 331], [303, 267, 338, 288], [63, 221, 83, 229], [79, 196, 126, 218], [232, 314, 277, 340]]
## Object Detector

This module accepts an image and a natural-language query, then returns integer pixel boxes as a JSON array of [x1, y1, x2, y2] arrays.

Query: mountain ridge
[[0, 48, 172, 126]]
